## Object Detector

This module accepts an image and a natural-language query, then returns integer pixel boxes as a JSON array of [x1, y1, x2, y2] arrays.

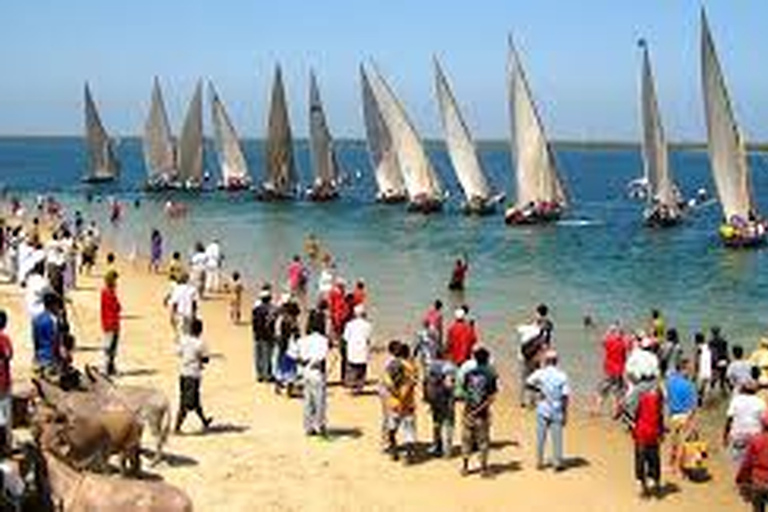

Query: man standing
[[100, 270, 121, 376], [298, 309, 329, 436], [423, 300, 444, 345], [32, 292, 60, 378], [593, 322, 628, 415], [204, 239, 222, 294], [167, 272, 199, 337], [251, 286, 277, 383], [174, 318, 212, 433], [343, 304, 372, 394], [709, 326, 730, 395], [622, 376, 664, 498], [737, 412, 768, 512], [446, 308, 477, 366], [725, 378, 766, 467], [527, 349, 570, 471], [459, 348, 497, 477], [383, 343, 418, 463], [665, 359, 698, 472]]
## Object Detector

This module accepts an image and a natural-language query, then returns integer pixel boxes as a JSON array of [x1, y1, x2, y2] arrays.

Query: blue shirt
[[665, 372, 697, 415], [527, 365, 570, 420], [32, 311, 57, 366]]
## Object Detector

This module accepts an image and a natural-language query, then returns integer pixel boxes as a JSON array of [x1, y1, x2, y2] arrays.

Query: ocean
[[2, 136, 768, 392]]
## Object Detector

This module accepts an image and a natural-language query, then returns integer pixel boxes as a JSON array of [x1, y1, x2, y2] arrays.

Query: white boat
[[505, 37, 567, 225], [359, 65, 406, 203], [638, 40, 683, 227], [433, 58, 501, 214], [307, 71, 341, 201], [701, 10, 766, 247], [209, 82, 251, 191], [83, 83, 120, 183], [366, 62, 443, 213], [176, 81, 204, 190], [257, 65, 297, 201], [143, 77, 178, 190]]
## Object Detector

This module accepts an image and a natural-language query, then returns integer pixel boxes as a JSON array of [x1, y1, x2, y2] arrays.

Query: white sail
[[360, 65, 406, 197], [434, 58, 491, 202], [177, 81, 204, 185], [83, 83, 119, 181], [640, 41, 678, 209], [508, 38, 566, 208], [366, 63, 442, 201], [308, 71, 340, 188], [265, 65, 297, 195], [209, 82, 250, 184], [701, 10, 753, 222], [143, 77, 176, 180]]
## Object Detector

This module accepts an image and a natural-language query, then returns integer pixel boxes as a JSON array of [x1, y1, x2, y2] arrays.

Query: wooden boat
[[176, 81, 205, 191], [143, 77, 179, 191], [82, 83, 119, 183], [307, 71, 341, 201], [209, 82, 252, 191], [504, 37, 567, 225]]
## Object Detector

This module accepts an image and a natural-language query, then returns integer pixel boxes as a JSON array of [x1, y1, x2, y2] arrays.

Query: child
[[229, 271, 243, 324], [174, 318, 212, 433], [0, 310, 13, 455]]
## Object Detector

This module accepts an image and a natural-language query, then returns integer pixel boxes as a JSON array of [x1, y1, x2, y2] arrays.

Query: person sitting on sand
[[174, 318, 213, 434], [460, 348, 497, 477], [298, 309, 330, 436], [383, 343, 418, 464], [527, 349, 570, 471]]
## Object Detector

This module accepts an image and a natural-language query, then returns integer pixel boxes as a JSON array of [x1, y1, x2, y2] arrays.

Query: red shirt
[[352, 287, 366, 306], [328, 286, 348, 331], [738, 432, 768, 489], [603, 331, 628, 377], [423, 308, 443, 335], [633, 389, 663, 446], [446, 320, 477, 365], [100, 287, 122, 333], [0, 332, 12, 394]]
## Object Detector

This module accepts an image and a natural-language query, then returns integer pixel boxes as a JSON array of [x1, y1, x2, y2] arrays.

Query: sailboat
[[504, 38, 567, 225], [176, 81, 204, 190], [366, 63, 443, 213], [209, 83, 251, 191], [257, 65, 298, 201], [359, 65, 407, 203], [83, 83, 120, 183], [433, 57, 502, 214], [637, 40, 683, 227], [143, 77, 178, 190], [307, 71, 341, 201], [701, 10, 766, 247]]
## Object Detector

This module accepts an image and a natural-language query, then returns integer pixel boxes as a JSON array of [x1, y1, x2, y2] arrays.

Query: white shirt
[[190, 251, 207, 272], [625, 347, 660, 381], [527, 365, 571, 420], [169, 283, 199, 318], [727, 393, 766, 440], [318, 269, 334, 296], [343, 317, 372, 365], [204, 242, 221, 270], [697, 344, 713, 381], [298, 332, 329, 378], [178, 334, 208, 378], [516, 323, 541, 361], [25, 273, 50, 318]]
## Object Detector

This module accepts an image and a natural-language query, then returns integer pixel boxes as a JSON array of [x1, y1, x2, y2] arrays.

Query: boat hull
[[254, 188, 295, 202], [462, 194, 505, 216], [82, 176, 116, 184], [720, 222, 768, 248], [217, 180, 252, 192], [306, 187, 339, 202], [407, 197, 443, 214], [643, 207, 684, 228], [376, 192, 408, 204], [504, 207, 562, 225]]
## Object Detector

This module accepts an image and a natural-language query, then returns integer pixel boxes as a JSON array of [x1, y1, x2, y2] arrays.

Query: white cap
[[354, 304, 365, 316], [454, 308, 466, 320]]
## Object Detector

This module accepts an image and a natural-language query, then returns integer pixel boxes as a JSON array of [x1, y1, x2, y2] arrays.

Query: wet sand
[[0, 247, 744, 511]]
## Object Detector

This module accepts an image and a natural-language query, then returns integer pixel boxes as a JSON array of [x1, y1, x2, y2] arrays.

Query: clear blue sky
[[0, 1, 766, 141]]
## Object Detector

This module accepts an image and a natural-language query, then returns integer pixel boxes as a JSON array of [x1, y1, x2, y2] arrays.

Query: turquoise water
[[3, 137, 768, 391]]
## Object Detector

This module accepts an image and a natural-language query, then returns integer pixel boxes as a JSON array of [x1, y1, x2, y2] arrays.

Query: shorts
[[179, 376, 201, 412], [461, 414, 490, 457], [597, 375, 625, 398], [669, 413, 692, 447], [386, 413, 416, 443]]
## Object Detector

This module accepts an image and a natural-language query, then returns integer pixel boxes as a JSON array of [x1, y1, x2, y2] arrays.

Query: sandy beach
[[0, 242, 745, 512]]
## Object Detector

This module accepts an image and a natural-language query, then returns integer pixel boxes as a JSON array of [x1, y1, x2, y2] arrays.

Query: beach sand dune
[[1, 256, 743, 512]]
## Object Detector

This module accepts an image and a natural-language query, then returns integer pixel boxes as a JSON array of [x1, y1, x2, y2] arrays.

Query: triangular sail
[[360, 66, 406, 197], [143, 77, 176, 179], [508, 38, 566, 208], [640, 41, 678, 209], [177, 81, 204, 185], [84, 83, 119, 180], [366, 63, 442, 200], [265, 65, 297, 195], [209, 83, 250, 184], [701, 10, 753, 222], [434, 58, 491, 202], [308, 71, 339, 188]]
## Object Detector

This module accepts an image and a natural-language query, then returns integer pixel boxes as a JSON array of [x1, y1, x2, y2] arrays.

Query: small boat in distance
[[434, 57, 502, 215], [307, 71, 341, 201], [504, 37, 567, 225], [701, 10, 766, 247], [82, 83, 120, 183], [366, 62, 443, 213], [637, 39, 684, 228], [143, 77, 179, 191], [176, 81, 205, 191], [256, 65, 298, 201], [209, 82, 251, 191], [359, 65, 407, 203]]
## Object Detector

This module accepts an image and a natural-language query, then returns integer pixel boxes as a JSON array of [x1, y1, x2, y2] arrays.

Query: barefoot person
[[174, 318, 213, 433], [383, 343, 418, 463], [736, 411, 768, 512], [251, 286, 277, 383], [149, 229, 163, 273], [621, 375, 664, 498], [298, 309, 329, 436], [459, 348, 497, 477], [527, 349, 570, 471], [343, 304, 372, 394], [100, 270, 121, 376]]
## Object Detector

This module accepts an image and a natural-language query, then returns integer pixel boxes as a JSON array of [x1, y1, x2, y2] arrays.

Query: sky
[[0, 1, 766, 141]]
